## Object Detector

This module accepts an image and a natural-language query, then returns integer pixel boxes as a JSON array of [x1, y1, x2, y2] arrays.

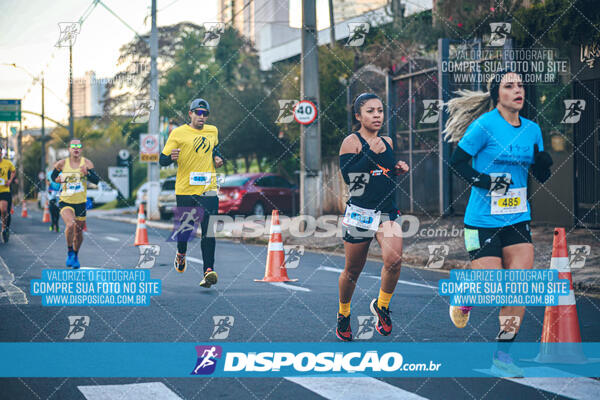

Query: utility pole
[[69, 44, 74, 140], [147, 0, 160, 219], [40, 75, 46, 189], [17, 120, 23, 202], [328, 0, 336, 48], [300, 0, 322, 218], [391, 0, 405, 30]]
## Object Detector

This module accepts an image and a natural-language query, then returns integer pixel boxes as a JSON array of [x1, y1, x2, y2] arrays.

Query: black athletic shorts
[[0, 192, 11, 204], [464, 221, 532, 261], [59, 201, 87, 221], [342, 209, 401, 244], [175, 194, 219, 237]]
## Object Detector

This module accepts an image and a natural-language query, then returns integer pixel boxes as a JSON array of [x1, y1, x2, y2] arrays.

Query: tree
[[103, 22, 208, 117], [512, 0, 600, 49]]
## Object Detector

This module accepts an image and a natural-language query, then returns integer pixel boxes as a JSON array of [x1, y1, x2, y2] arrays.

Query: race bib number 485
[[491, 187, 527, 215]]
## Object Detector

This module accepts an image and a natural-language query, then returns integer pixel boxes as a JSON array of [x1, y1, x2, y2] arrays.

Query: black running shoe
[[336, 313, 352, 341], [174, 253, 187, 273], [2, 229, 9, 243], [370, 298, 392, 336]]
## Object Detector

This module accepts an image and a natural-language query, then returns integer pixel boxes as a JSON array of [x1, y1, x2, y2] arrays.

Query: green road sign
[[0, 99, 21, 122]]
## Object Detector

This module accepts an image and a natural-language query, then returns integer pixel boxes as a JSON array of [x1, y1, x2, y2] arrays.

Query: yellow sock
[[377, 289, 393, 309], [339, 301, 351, 317]]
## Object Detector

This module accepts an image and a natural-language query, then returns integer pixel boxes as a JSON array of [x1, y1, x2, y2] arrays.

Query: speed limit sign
[[293, 100, 317, 125], [140, 134, 159, 162]]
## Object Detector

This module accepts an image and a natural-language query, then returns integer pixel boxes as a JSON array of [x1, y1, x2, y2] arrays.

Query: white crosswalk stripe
[[286, 377, 430, 399], [78, 382, 182, 400], [508, 376, 600, 400], [317, 265, 436, 289], [0, 255, 27, 304]]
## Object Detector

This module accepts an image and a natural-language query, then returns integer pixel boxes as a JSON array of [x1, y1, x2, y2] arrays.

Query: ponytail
[[443, 90, 494, 142], [443, 68, 518, 142]]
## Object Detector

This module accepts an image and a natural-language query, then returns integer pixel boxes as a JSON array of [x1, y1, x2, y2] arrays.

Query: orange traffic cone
[[134, 203, 149, 246], [10, 206, 14, 214], [534, 227, 587, 363], [42, 200, 51, 223], [255, 210, 297, 282], [21, 201, 27, 218]]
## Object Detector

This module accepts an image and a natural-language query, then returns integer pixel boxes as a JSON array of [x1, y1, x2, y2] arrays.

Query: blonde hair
[[443, 90, 494, 142]]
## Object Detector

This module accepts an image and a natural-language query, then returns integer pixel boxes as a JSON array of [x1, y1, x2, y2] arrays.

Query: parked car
[[86, 181, 118, 207], [158, 176, 176, 220], [136, 179, 165, 208], [218, 173, 299, 216]]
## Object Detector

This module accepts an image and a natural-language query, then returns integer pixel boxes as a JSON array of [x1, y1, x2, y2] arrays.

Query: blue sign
[[0, 99, 21, 122]]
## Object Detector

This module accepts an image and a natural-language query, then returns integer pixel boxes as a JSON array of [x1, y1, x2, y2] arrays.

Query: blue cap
[[189, 98, 210, 112]]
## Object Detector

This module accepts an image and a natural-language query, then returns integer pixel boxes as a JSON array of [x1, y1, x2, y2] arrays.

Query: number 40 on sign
[[293, 100, 317, 125]]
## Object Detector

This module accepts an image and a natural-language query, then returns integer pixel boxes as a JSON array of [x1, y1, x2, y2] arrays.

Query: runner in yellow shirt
[[160, 98, 224, 288], [50, 139, 101, 268], [0, 144, 16, 243]]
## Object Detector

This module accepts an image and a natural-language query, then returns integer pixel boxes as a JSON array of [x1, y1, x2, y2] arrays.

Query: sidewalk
[[93, 210, 600, 295]]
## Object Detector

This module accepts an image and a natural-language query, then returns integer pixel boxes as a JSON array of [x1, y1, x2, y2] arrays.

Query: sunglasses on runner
[[70, 144, 82, 149], [192, 109, 209, 116]]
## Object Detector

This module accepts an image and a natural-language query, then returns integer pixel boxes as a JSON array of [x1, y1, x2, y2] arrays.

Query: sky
[[0, 0, 218, 131], [0, 0, 431, 132]]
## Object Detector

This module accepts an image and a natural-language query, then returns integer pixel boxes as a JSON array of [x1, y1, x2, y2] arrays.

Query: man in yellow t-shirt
[[0, 144, 16, 243], [160, 98, 224, 288]]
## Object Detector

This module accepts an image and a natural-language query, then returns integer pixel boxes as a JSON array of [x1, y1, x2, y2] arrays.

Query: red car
[[218, 173, 299, 216]]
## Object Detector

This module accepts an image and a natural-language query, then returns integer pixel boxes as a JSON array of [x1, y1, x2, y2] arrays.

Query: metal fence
[[390, 38, 504, 216]]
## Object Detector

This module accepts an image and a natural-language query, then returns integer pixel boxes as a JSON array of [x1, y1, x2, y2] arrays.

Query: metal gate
[[390, 39, 490, 215], [391, 58, 439, 213], [574, 80, 600, 227]]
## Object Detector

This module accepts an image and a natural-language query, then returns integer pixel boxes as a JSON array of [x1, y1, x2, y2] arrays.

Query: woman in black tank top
[[335, 93, 409, 341], [348, 131, 397, 213]]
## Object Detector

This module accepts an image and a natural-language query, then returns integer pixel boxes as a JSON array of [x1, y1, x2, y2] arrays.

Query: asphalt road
[[1, 208, 599, 399]]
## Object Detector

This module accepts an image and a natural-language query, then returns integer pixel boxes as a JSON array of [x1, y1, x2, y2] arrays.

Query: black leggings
[[0, 192, 11, 229], [175, 195, 218, 271], [49, 199, 60, 227]]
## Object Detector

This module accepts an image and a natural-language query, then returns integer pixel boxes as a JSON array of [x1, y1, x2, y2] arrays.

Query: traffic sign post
[[108, 167, 130, 200], [293, 100, 318, 125], [116, 149, 132, 199], [140, 134, 159, 163]]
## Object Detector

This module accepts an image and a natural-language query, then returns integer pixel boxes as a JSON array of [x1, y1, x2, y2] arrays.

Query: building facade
[[218, 0, 431, 70], [72, 71, 106, 118]]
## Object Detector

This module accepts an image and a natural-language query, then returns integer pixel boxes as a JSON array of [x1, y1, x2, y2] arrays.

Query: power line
[[19, 0, 100, 106], [79, 0, 100, 24], [229, 0, 253, 24], [158, 0, 183, 12], [96, 0, 145, 40]]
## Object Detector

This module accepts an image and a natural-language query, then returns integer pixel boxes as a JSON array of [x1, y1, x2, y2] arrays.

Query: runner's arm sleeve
[[213, 144, 224, 161], [339, 149, 380, 185], [159, 153, 173, 166], [449, 146, 492, 189], [50, 168, 61, 183], [86, 169, 100, 184]]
